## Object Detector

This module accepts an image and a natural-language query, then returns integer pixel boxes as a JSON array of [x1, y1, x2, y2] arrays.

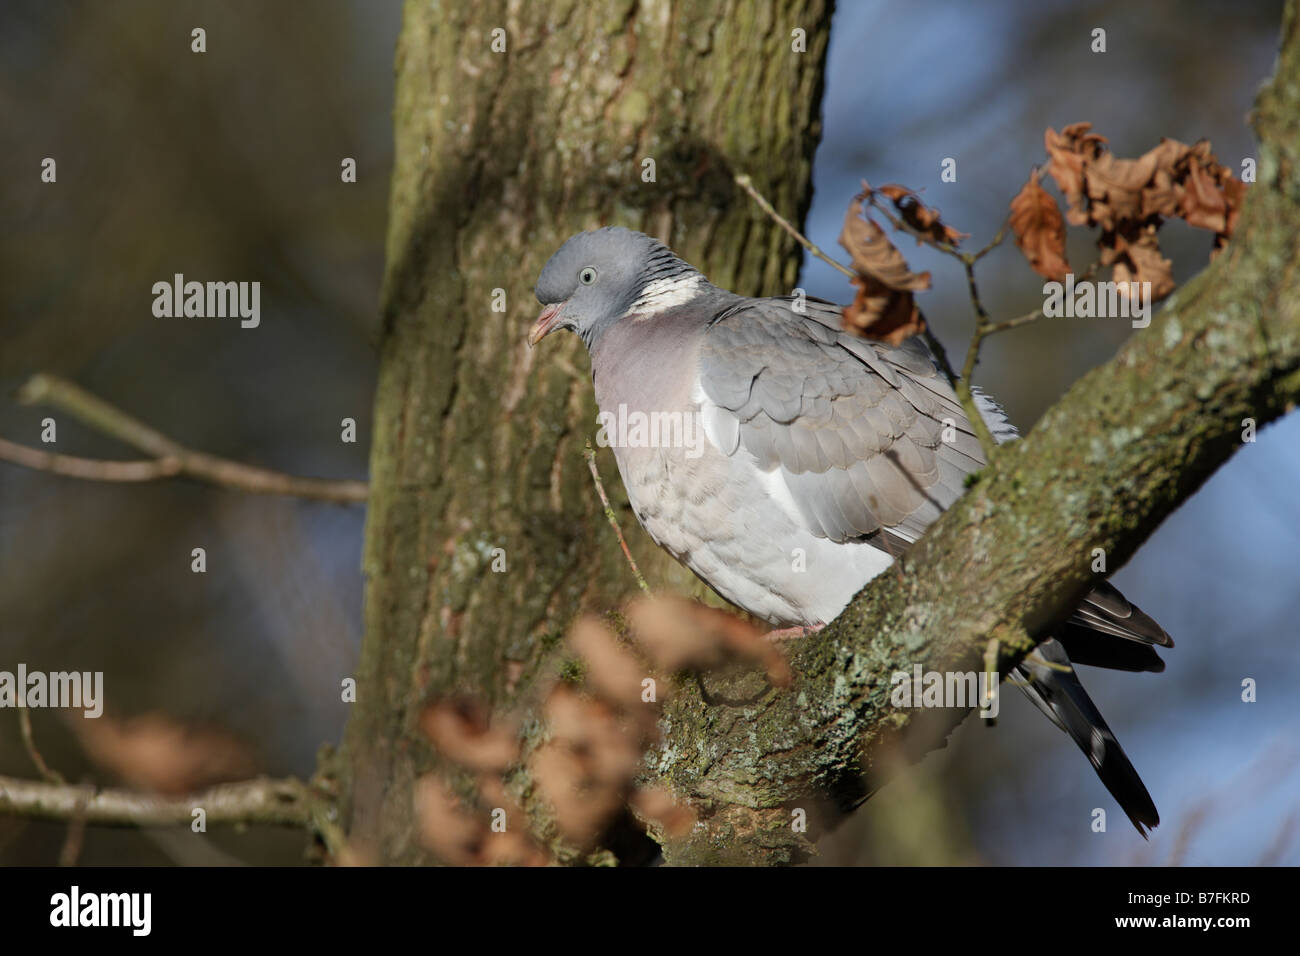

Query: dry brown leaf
[[874, 182, 969, 247], [414, 772, 549, 866], [543, 684, 643, 783], [1044, 122, 1107, 219], [837, 194, 930, 344], [1084, 150, 1161, 230], [1009, 168, 1070, 281], [474, 776, 550, 866], [625, 595, 792, 687], [1141, 167, 1180, 219], [1180, 161, 1229, 234], [630, 785, 697, 838], [414, 775, 484, 865], [566, 616, 650, 709], [624, 595, 714, 671], [419, 698, 519, 772], [1219, 175, 1248, 239], [531, 685, 644, 849], [71, 713, 256, 795], [839, 199, 931, 292], [530, 740, 623, 847], [843, 276, 926, 346], [1106, 231, 1175, 302], [478, 829, 549, 867]]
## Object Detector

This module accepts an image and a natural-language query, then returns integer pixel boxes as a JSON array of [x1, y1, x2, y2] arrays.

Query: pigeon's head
[[529, 227, 702, 349]]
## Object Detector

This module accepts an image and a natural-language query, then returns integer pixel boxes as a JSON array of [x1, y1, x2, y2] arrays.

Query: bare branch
[[0, 774, 316, 829], [0, 437, 181, 483], [734, 173, 854, 279], [17, 708, 66, 785], [585, 439, 651, 594], [57, 791, 90, 867], [11, 374, 368, 503], [955, 258, 999, 457]]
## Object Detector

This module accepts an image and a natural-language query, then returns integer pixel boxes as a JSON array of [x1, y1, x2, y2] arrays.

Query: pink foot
[[765, 623, 825, 642]]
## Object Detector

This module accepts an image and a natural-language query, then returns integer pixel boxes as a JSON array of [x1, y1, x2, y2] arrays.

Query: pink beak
[[527, 303, 564, 348]]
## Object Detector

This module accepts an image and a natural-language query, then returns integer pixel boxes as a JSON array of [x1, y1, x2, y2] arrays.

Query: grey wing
[[700, 296, 1173, 648], [698, 296, 987, 546]]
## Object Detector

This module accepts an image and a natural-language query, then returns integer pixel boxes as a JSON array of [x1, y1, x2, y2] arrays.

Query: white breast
[[611, 390, 894, 627]]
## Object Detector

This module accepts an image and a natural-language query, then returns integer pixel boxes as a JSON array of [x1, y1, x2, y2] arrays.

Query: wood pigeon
[[530, 226, 1173, 836]]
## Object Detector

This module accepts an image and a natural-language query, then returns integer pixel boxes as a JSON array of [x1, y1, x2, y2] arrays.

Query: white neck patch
[[629, 273, 704, 318]]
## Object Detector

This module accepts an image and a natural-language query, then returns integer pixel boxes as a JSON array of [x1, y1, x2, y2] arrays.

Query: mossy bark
[[340, 0, 834, 864]]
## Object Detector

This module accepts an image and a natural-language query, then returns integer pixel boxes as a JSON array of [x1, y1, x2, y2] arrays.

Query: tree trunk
[[341, 0, 833, 864]]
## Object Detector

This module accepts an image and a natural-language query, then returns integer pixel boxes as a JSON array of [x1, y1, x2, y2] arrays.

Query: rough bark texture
[[341, 0, 833, 864], [654, 7, 1300, 864]]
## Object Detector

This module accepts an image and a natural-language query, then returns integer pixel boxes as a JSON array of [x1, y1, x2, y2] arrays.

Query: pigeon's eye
[[579, 266, 599, 285]]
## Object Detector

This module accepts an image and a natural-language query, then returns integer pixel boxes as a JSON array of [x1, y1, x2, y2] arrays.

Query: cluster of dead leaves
[[839, 181, 966, 345], [413, 595, 790, 865], [414, 699, 546, 866], [838, 124, 1248, 340], [1010, 122, 1249, 299]]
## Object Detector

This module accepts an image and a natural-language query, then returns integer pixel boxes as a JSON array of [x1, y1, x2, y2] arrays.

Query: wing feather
[[699, 298, 982, 544]]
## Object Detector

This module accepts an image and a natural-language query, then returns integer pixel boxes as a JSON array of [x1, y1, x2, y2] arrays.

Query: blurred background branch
[[0, 774, 319, 829], [6, 374, 368, 502]]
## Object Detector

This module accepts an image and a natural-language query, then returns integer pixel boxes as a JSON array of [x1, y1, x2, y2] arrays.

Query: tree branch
[[0, 774, 316, 829], [656, 3, 1300, 865], [9, 374, 368, 503], [0, 437, 182, 483], [17, 708, 66, 785], [735, 173, 854, 280], [585, 440, 651, 594]]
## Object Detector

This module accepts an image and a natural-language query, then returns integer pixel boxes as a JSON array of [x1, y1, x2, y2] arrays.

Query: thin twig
[[735, 174, 855, 279], [984, 262, 1100, 337], [0, 774, 317, 829], [918, 322, 962, 395], [0, 437, 182, 482], [584, 440, 650, 594], [18, 707, 66, 785], [982, 637, 1000, 726], [58, 787, 91, 866], [953, 258, 999, 458], [307, 801, 354, 864], [973, 218, 1010, 261], [11, 374, 368, 503], [986, 310, 1048, 335], [860, 192, 999, 456]]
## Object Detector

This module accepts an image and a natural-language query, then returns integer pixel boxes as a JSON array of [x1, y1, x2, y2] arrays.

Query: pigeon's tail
[[1015, 638, 1160, 837], [1058, 580, 1174, 673]]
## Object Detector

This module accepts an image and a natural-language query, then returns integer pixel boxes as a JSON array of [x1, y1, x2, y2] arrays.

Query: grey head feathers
[[530, 227, 708, 349]]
